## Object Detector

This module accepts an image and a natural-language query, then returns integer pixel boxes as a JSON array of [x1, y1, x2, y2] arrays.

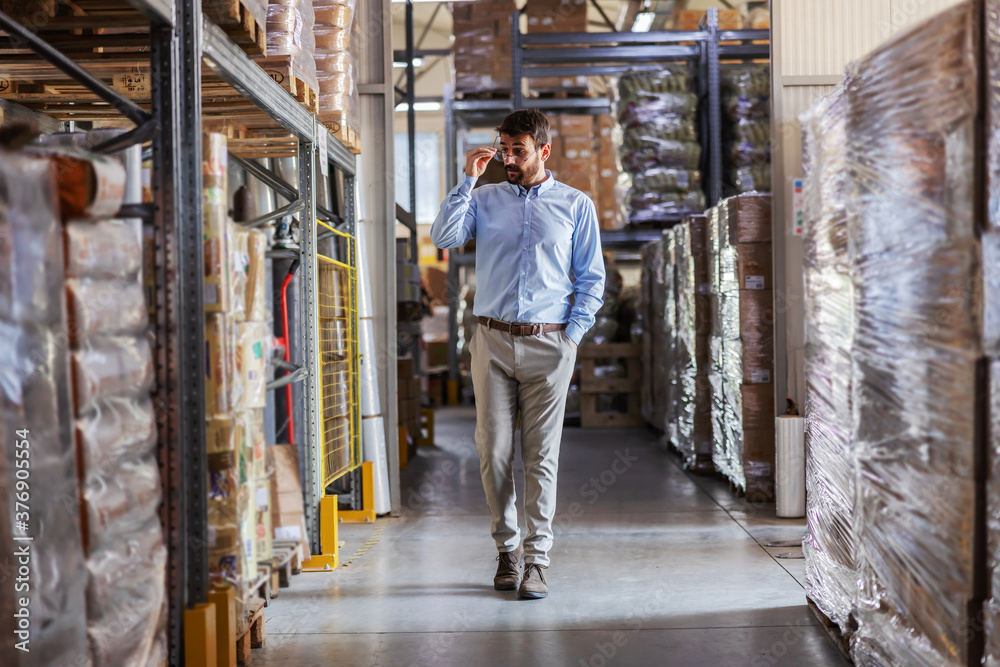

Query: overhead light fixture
[[393, 58, 424, 68], [632, 12, 654, 32], [395, 102, 442, 112]]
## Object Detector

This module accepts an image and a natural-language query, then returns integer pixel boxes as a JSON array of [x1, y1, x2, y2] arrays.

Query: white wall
[[770, 0, 964, 409]]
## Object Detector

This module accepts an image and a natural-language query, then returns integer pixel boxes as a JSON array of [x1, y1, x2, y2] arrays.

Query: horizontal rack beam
[[522, 30, 709, 45], [521, 45, 701, 64], [125, 0, 175, 27]]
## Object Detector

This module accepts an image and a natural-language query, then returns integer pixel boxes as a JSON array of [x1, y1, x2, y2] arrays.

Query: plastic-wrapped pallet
[[315, 0, 358, 135], [800, 86, 858, 637], [639, 242, 661, 427], [707, 194, 774, 497], [644, 239, 667, 431], [721, 64, 771, 195], [844, 4, 981, 665], [663, 228, 681, 443], [0, 151, 91, 667], [616, 67, 704, 224], [452, 0, 515, 94], [674, 214, 713, 472], [267, 0, 318, 94]]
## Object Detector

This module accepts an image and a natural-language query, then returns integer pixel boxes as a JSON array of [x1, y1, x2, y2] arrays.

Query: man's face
[[499, 133, 547, 187]]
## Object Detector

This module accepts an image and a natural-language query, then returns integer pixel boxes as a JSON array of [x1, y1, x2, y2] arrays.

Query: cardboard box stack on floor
[[203, 133, 275, 633], [708, 194, 774, 499], [524, 0, 590, 96], [397, 358, 421, 442], [452, 0, 515, 95]]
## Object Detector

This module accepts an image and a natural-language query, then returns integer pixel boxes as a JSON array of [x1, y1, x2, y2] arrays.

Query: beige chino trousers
[[469, 323, 577, 567]]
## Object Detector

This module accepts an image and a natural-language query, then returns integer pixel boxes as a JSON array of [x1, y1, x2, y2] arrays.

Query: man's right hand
[[464, 147, 496, 178]]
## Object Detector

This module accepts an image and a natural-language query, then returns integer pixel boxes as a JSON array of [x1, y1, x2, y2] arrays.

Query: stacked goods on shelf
[[524, 0, 590, 96], [675, 8, 743, 31], [52, 149, 168, 665], [203, 133, 275, 633], [315, 0, 361, 142], [0, 151, 90, 666], [708, 194, 774, 498], [673, 214, 713, 472], [452, 0, 515, 95], [548, 115, 597, 197], [203, 0, 269, 55], [595, 114, 624, 230], [397, 358, 421, 444], [722, 64, 771, 195], [799, 87, 857, 639], [803, 4, 984, 664], [638, 235, 671, 432], [616, 67, 704, 225], [662, 228, 680, 441], [266, 0, 318, 95], [638, 241, 663, 429]]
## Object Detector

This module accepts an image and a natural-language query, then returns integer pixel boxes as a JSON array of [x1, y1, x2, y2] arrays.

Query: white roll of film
[[775, 416, 806, 518]]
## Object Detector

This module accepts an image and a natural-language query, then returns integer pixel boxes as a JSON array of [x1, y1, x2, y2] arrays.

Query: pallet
[[319, 111, 361, 154], [263, 544, 299, 590], [272, 540, 303, 575], [578, 343, 645, 429], [806, 596, 854, 663], [204, 0, 267, 57], [455, 89, 513, 100], [253, 56, 319, 114], [529, 89, 593, 99], [236, 597, 266, 666]]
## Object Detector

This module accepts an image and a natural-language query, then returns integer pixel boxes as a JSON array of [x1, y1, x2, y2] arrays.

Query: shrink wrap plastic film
[[721, 65, 771, 195], [267, 0, 318, 93], [844, 5, 980, 665], [800, 86, 858, 632], [642, 240, 667, 431], [0, 152, 90, 666], [639, 243, 658, 425], [800, 4, 983, 665], [615, 68, 705, 224], [663, 229, 680, 443], [707, 194, 774, 497], [674, 215, 713, 472], [315, 0, 360, 133]]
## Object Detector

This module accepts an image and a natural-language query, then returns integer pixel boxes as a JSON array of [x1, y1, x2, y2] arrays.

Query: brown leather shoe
[[494, 546, 523, 590], [518, 563, 548, 599]]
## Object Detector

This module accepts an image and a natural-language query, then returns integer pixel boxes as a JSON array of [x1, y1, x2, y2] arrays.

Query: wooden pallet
[[529, 89, 593, 99], [579, 342, 645, 428], [204, 0, 267, 56], [806, 596, 854, 663], [272, 540, 303, 576], [262, 544, 299, 591], [236, 597, 266, 666], [319, 111, 361, 154], [253, 55, 319, 114]]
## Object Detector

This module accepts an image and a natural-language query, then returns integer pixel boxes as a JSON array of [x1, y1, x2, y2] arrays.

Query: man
[[431, 109, 605, 600]]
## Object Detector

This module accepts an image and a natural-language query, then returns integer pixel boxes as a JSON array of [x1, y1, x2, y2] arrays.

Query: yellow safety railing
[[315, 221, 361, 486]]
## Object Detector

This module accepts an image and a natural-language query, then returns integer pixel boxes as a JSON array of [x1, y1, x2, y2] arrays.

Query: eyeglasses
[[492, 135, 542, 165]]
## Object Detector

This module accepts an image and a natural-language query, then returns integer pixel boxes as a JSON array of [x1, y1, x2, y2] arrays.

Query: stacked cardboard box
[[397, 358, 421, 442], [397, 238, 420, 303], [708, 194, 774, 498], [595, 114, 622, 229], [548, 115, 597, 196], [452, 0, 514, 94], [525, 0, 590, 96], [269, 444, 310, 562]]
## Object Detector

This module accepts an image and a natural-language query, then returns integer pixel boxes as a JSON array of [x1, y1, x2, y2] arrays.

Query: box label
[[792, 179, 805, 236], [112, 72, 150, 97], [745, 275, 765, 290], [751, 370, 771, 384]]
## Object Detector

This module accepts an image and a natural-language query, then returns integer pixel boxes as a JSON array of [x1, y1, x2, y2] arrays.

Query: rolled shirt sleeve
[[565, 197, 606, 345]]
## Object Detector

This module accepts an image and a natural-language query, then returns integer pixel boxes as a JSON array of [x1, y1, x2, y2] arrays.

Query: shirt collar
[[508, 170, 556, 198]]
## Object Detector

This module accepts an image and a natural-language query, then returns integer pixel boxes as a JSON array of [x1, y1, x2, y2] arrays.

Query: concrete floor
[[258, 407, 850, 667]]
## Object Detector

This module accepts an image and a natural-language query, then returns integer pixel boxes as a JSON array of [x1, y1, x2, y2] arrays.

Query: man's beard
[[505, 165, 529, 186]]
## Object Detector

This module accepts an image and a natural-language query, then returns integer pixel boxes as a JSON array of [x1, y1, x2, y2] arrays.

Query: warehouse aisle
[[258, 407, 849, 667]]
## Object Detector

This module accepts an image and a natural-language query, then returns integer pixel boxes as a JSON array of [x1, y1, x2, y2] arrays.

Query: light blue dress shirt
[[431, 170, 606, 345]]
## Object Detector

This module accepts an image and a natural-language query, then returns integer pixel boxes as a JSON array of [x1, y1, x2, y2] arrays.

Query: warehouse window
[[395, 132, 441, 225]]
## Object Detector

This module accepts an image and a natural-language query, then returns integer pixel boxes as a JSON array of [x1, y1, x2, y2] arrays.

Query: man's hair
[[495, 109, 551, 148]]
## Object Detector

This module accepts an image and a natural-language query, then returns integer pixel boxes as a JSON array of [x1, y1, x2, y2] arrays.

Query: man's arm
[[565, 198, 606, 345], [430, 175, 479, 249]]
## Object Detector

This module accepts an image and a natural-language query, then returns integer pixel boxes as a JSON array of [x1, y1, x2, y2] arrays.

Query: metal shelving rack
[[441, 8, 769, 386], [0, 2, 357, 663]]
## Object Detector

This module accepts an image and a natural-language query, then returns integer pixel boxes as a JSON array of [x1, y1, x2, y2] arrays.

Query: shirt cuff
[[565, 322, 586, 346], [459, 172, 478, 193]]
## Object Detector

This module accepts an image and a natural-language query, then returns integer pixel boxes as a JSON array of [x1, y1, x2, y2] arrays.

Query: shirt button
[[523, 246, 527, 250]]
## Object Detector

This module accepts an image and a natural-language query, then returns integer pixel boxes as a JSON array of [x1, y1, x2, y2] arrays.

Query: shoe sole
[[518, 589, 547, 600], [494, 580, 520, 591]]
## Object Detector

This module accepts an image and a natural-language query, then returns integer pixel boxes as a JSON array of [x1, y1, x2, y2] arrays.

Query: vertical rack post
[[705, 7, 722, 207], [299, 136, 322, 553], [511, 10, 523, 111]]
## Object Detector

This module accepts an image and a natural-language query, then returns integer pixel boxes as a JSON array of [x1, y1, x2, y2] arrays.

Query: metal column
[[705, 7, 722, 207], [299, 139, 322, 552], [511, 10, 523, 111]]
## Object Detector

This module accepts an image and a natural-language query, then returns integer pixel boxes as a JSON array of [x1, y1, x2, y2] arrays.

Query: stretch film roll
[[775, 416, 805, 518], [356, 224, 391, 514]]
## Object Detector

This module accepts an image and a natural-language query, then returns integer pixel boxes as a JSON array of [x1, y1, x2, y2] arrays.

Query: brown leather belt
[[478, 316, 567, 336]]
